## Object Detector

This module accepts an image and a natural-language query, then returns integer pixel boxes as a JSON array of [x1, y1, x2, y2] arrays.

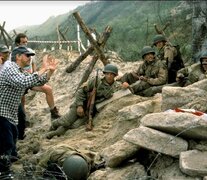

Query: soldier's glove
[[139, 76, 148, 82], [77, 106, 85, 117], [176, 74, 185, 82]]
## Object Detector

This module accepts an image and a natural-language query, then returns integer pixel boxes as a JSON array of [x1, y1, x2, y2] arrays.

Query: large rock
[[150, 159, 201, 180], [88, 162, 146, 180], [189, 79, 207, 90], [162, 85, 207, 111], [140, 112, 207, 140], [123, 126, 188, 157], [180, 150, 207, 177], [117, 98, 161, 122], [100, 139, 140, 168], [96, 89, 132, 111]]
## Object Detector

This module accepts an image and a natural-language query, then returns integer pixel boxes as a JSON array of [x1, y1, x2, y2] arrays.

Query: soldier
[[176, 51, 207, 86], [45, 64, 121, 139], [153, 34, 184, 83], [24, 145, 104, 180], [119, 46, 168, 96]]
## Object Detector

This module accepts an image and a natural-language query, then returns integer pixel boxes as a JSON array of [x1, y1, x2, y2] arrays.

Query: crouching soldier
[[45, 64, 121, 139]]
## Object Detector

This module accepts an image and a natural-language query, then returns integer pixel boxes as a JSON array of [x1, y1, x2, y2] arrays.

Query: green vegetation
[[12, 1, 192, 62]]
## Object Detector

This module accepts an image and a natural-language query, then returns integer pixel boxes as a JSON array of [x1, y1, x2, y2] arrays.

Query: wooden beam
[[66, 46, 94, 73], [96, 89, 132, 112], [0, 25, 9, 47], [58, 28, 67, 41], [0, 22, 13, 44], [76, 55, 99, 92], [56, 25, 61, 49], [73, 11, 109, 65], [65, 25, 112, 73]]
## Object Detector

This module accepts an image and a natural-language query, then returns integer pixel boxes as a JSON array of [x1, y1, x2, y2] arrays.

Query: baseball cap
[[0, 44, 10, 53], [11, 45, 35, 62], [12, 45, 35, 56]]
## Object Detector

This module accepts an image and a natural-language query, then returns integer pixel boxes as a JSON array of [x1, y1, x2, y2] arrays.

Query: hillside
[[10, 1, 192, 61], [10, 49, 207, 179]]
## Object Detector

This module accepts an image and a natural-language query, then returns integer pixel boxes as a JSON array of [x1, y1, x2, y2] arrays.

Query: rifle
[[86, 68, 100, 131]]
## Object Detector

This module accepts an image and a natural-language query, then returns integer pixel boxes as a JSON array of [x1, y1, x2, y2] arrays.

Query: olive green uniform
[[32, 145, 95, 176], [46, 76, 121, 138], [177, 63, 207, 86], [157, 43, 183, 83], [157, 43, 177, 65], [120, 59, 167, 96]]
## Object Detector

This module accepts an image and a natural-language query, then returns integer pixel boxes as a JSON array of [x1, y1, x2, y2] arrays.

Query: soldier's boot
[[50, 106, 61, 120], [49, 119, 61, 131], [46, 126, 67, 139], [0, 155, 11, 173]]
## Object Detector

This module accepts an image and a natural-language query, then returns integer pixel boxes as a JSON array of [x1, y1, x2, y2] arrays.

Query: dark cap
[[12, 45, 35, 56], [11, 45, 35, 62], [0, 44, 10, 53]]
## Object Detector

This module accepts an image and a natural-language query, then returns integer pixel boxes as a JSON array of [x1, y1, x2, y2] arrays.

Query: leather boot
[[50, 106, 61, 119], [0, 155, 11, 173]]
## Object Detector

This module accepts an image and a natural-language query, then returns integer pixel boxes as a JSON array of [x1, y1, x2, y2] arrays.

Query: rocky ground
[[11, 49, 207, 180]]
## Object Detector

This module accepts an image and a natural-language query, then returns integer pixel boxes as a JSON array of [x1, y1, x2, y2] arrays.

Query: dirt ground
[[12, 49, 204, 180]]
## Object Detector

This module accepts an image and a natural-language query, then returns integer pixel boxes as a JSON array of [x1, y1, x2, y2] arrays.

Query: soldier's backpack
[[167, 44, 185, 84], [171, 45, 185, 71]]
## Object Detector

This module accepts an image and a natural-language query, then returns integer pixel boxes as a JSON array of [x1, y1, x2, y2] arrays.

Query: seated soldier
[[153, 34, 184, 83], [45, 64, 121, 139], [176, 51, 207, 86], [119, 46, 168, 97]]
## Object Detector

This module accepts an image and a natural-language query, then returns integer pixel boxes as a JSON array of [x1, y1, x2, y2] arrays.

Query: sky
[[0, 1, 90, 31]]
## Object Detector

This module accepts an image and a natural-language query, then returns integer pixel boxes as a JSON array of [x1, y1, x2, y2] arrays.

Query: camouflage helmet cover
[[103, 64, 118, 75], [62, 154, 89, 180], [140, 46, 155, 59], [153, 34, 167, 45]]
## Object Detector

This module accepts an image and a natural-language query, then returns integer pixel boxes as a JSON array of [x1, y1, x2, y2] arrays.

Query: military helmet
[[140, 46, 155, 59], [103, 64, 118, 75], [200, 51, 207, 65], [200, 51, 207, 60], [153, 34, 167, 45], [62, 155, 89, 180]]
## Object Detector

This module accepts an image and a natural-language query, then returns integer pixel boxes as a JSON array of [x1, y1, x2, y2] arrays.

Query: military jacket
[[37, 145, 95, 170], [157, 43, 177, 63], [136, 59, 168, 85], [74, 76, 121, 107], [177, 63, 207, 85]]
